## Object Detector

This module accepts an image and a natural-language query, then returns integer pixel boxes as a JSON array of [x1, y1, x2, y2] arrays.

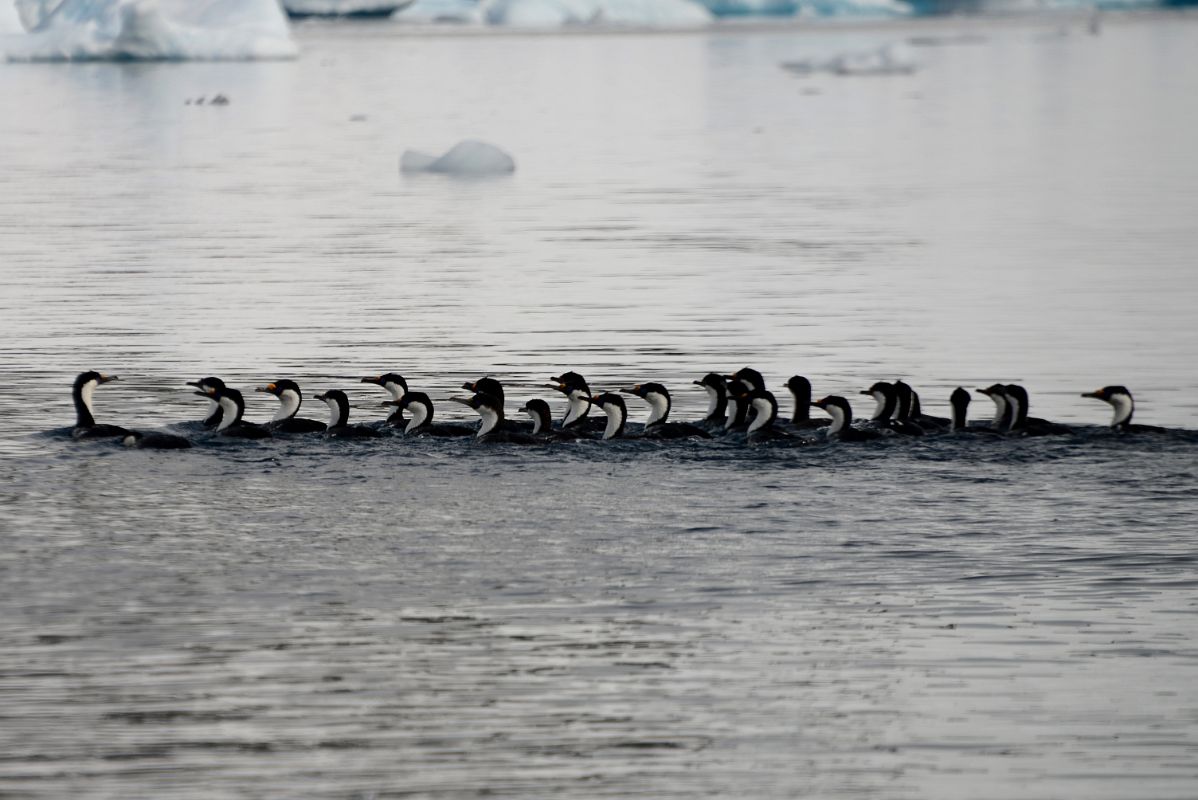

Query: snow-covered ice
[[1, 0, 296, 61], [401, 140, 517, 176]]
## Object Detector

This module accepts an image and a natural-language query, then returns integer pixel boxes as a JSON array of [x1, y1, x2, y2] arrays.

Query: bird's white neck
[[747, 397, 773, 433], [1110, 393, 1134, 427], [988, 394, 1007, 427], [644, 392, 669, 426], [405, 402, 429, 434], [870, 391, 887, 421], [216, 397, 239, 431], [564, 390, 590, 426], [602, 405, 624, 440], [273, 389, 301, 422], [825, 404, 847, 434], [476, 406, 500, 437]]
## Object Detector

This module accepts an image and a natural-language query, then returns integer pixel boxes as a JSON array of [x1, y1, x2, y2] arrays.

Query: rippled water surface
[[2, 13, 1198, 799]]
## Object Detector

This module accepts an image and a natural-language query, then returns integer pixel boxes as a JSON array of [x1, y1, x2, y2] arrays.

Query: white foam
[[401, 140, 516, 177], [3, 0, 297, 62]]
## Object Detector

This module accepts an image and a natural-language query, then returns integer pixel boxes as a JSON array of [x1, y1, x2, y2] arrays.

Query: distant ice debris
[[782, 43, 917, 76], [283, 0, 414, 19], [482, 0, 712, 27], [401, 140, 516, 176], [699, 0, 909, 15], [2, 0, 297, 61]]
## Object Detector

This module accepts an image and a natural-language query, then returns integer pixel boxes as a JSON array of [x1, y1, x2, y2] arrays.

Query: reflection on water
[[1, 12, 1197, 800]]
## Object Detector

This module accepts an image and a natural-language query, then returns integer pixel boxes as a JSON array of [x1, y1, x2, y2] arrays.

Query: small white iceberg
[[2, 0, 297, 62], [401, 140, 516, 177], [781, 43, 917, 77]]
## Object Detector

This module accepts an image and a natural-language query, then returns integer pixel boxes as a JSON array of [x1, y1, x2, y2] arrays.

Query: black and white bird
[[861, 381, 922, 436], [723, 378, 751, 433], [1082, 385, 1165, 433], [548, 372, 605, 433], [70, 371, 130, 439], [186, 376, 226, 428], [692, 373, 729, 431], [256, 380, 327, 433], [739, 388, 792, 443], [390, 392, 475, 437], [1003, 384, 1072, 437], [360, 373, 409, 427], [976, 384, 1014, 432], [812, 395, 883, 442], [452, 392, 540, 444], [784, 375, 830, 430], [621, 383, 710, 440], [517, 398, 582, 441], [728, 367, 766, 394], [206, 387, 272, 439], [313, 390, 382, 438], [948, 387, 1002, 435], [591, 392, 629, 440]]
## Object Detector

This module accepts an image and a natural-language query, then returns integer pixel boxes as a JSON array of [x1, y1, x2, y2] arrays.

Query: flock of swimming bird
[[66, 367, 1163, 449]]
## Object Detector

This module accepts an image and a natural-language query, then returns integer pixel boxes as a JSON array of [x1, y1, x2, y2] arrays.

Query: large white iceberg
[[2, 0, 297, 61], [483, 0, 712, 27]]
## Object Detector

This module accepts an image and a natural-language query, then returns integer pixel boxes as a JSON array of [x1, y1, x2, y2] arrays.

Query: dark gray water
[[2, 13, 1198, 799]]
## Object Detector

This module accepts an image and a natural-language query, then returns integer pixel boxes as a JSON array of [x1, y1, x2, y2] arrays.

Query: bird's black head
[[694, 373, 727, 392], [976, 383, 1004, 398], [728, 367, 765, 392], [463, 377, 505, 405], [864, 381, 893, 397], [76, 371, 118, 389], [786, 375, 812, 397], [186, 376, 224, 392], [950, 387, 970, 408], [362, 373, 408, 390], [591, 392, 627, 411], [1082, 385, 1130, 401], [257, 379, 300, 397], [622, 382, 669, 400]]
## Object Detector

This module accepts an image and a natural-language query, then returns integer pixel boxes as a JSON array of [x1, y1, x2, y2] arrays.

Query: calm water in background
[[1, 12, 1198, 799]]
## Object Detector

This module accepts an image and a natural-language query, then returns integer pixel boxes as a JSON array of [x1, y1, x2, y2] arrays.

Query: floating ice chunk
[[484, 0, 711, 27], [2, 0, 296, 62], [401, 140, 516, 176], [781, 43, 917, 77], [283, 0, 414, 19]]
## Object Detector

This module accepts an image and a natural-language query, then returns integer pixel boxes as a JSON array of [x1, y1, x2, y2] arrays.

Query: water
[[2, 12, 1198, 799]]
